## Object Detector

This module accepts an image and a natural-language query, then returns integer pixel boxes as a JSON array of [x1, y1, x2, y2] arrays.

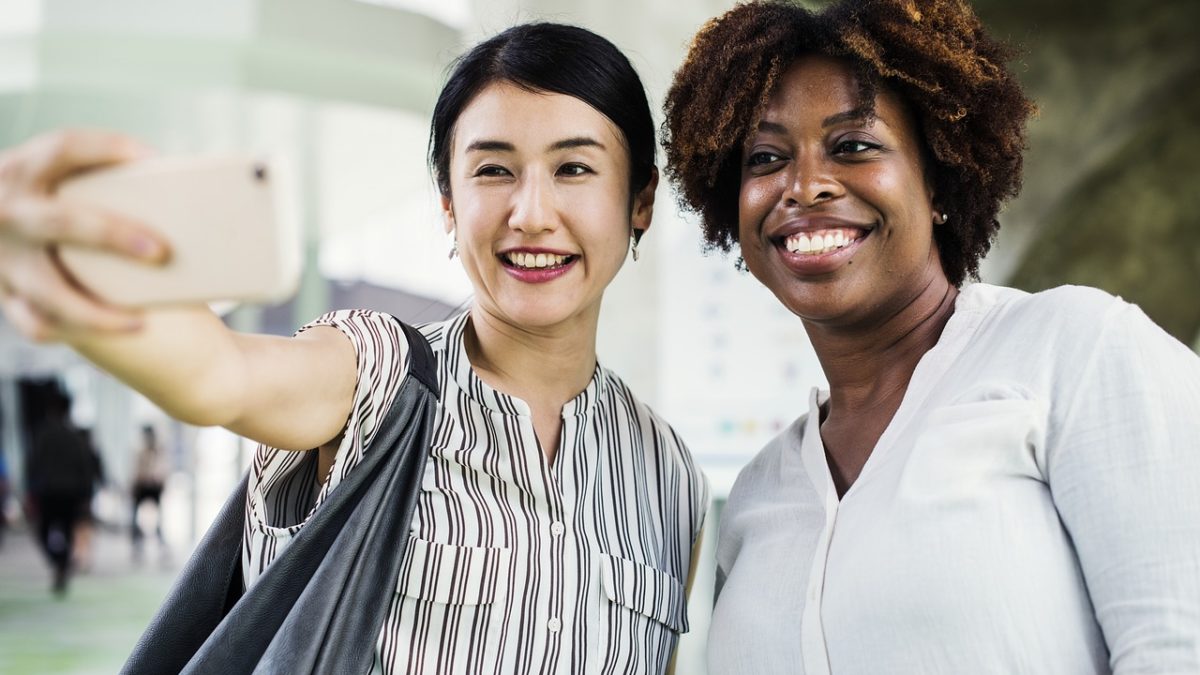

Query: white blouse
[[244, 310, 708, 674], [708, 283, 1200, 674]]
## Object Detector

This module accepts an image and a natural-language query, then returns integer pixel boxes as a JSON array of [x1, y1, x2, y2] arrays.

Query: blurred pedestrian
[[25, 391, 93, 594], [130, 425, 166, 561]]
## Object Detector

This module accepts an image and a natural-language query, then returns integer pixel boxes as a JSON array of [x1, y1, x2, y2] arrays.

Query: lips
[[497, 247, 579, 283]]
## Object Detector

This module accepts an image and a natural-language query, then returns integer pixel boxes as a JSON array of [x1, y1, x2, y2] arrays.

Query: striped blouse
[[244, 309, 709, 674]]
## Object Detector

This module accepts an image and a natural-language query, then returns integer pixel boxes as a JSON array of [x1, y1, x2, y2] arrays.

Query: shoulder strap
[[395, 319, 438, 396], [124, 317, 440, 675]]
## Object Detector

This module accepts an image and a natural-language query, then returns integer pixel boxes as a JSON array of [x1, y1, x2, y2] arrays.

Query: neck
[[464, 305, 600, 411], [807, 277, 959, 414]]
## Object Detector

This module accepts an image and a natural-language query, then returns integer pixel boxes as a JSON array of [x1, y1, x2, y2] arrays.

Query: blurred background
[[0, 0, 1196, 672]]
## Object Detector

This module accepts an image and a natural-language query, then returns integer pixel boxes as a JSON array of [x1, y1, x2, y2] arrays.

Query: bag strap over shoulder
[[396, 319, 438, 396], [123, 319, 439, 675]]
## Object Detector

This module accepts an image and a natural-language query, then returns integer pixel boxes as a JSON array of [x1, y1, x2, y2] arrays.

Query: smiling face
[[443, 81, 654, 333], [738, 55, 947, 329]]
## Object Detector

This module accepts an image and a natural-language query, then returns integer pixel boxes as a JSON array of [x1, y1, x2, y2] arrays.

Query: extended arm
[[0, 130, 356, 451]]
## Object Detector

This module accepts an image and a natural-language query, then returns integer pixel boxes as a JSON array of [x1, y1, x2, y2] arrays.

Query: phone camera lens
[[253, 164, 268, 181]]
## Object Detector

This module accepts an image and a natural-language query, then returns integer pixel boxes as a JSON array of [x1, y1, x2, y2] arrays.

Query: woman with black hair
[[663, 0, 1199, 672], [0, 23, 706, 673]]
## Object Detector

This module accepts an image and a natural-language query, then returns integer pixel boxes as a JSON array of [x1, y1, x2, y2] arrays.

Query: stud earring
[[934, 212, 949, 225], [446, 229, 458, 260]]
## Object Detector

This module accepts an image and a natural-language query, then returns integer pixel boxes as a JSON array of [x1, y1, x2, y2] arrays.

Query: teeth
[[507, 252, 569, 269], [783, 228, 862, 256]]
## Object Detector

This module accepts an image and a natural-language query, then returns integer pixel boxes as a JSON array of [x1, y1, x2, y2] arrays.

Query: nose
[[508, 172, 558, 234], [783, 152, 844, 207]]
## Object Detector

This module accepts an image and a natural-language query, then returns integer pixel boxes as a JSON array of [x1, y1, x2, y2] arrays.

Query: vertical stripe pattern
[[244, 310, 708, 674]]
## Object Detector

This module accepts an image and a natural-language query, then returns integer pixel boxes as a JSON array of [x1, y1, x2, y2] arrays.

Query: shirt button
[[550, 521, 565, 536], [547, 617, 562, 633]]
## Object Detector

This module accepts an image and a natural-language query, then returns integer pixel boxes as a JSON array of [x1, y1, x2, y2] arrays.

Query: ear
[[930, 193, 946, 225], [630, 167, 658, 237], [440, 192, 456, 234]]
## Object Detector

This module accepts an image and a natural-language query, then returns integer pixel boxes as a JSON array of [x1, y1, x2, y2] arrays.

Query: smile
[[502, 251, 576, 269], [781, 227, 865, 255]]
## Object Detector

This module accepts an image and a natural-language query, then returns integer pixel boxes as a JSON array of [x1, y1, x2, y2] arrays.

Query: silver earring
[[447, 230, 458, 260], [935, 212, 949, 225], [630, 233, 640, 262]]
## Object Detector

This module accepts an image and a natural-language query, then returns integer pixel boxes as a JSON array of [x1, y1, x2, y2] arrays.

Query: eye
[[557, 162, 593, 177], [474, 164, 511, 178], [746, 151, 784, 167], [833, 139, 882, 155]]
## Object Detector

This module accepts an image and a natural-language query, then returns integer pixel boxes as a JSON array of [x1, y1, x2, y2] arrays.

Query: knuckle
[[39, 205, 74, 240], [29, 321, 58, 343], [26, 323, 53, 343], [41, 130, 75, 158], [3, 300, 51, 343]]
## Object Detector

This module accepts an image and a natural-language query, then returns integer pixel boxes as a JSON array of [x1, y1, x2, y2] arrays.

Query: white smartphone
[[56, 155, 301, 307]]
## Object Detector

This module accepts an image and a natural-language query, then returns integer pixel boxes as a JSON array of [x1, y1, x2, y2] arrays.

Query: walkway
[[0, 523, 179, 675]]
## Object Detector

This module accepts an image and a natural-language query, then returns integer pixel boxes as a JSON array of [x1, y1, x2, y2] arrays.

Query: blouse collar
[[441, 310, 606, 418]]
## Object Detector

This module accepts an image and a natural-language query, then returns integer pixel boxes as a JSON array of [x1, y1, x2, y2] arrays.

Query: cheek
[[738, 179, 778, 246], [592, 214, 634, 263], [452, 194, 504, 240], [568, 187, 632, 253], [870, 163, 930, 217]]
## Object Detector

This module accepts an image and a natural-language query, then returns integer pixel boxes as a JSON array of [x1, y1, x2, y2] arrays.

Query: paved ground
[[0, 523, 179, 675]]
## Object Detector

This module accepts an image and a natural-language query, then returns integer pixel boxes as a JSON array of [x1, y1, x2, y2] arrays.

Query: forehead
[[762, 55, 914, 133], [452, 81, 626, 154]]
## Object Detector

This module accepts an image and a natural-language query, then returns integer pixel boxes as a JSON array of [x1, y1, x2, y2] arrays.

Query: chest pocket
[[599, 553, 688, 632], [898, 385, 1049, 503], [398, 537, 511, 606]]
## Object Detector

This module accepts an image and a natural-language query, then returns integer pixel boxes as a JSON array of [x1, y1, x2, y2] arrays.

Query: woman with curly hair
[[664, 0, 1200, 672]]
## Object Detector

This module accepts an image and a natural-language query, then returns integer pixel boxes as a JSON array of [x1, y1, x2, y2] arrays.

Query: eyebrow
[[822, 107, 873, 128], [755, 107, 875, 135], [465, 140, 515, 153], [549, 136, 605, 152], [463, 136, 606, 154]]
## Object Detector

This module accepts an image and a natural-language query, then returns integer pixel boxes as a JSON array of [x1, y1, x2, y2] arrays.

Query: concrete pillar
[[291, 105, 330, 329], [0, 377, 24, 500]]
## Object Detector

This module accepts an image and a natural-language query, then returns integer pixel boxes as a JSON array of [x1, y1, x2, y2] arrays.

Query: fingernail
[[133, 236, 166, 261]]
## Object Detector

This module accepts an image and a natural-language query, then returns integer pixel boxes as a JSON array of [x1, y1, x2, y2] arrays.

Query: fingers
[[0, 287, 55, 343], [0, 129, 156, 343], [0, 129, 169, 262], [6, 129, 153, 193], [0, 249, 143, 340], [0, 197, 167, 262]]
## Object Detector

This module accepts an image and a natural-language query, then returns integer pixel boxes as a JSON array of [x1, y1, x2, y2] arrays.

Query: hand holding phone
[[56, 155, 301, 307]]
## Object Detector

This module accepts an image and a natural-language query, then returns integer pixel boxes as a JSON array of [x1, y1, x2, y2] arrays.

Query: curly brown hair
[[662, 0, 1036, 285]]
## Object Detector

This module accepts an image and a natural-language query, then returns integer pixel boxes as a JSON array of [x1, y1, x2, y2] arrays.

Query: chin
[[493, 297, 585, 330], [764, 273, 861, 324]]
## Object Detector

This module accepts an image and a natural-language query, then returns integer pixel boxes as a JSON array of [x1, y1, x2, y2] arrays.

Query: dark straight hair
[[429, 22, 656, 200]]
